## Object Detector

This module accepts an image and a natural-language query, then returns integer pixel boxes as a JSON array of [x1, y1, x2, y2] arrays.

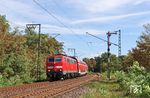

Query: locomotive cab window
[[48, 58, 54, 62], [54, 58, 62, 62]]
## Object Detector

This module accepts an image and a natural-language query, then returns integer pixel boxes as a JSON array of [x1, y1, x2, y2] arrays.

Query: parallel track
[[0, 74, 98, 98]]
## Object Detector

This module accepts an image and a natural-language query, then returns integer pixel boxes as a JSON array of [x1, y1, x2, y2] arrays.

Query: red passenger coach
[[46, 54, 88, 80], [78, 60, 88, 75]]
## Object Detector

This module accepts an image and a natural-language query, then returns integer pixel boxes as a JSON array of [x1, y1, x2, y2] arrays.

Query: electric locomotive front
[[46, 55, 63, 80], [46, 54, 79, 80]]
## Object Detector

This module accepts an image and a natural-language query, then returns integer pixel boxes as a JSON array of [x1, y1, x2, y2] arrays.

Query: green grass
[[81, 81, 129, 98], [81, 73, 132, 98]]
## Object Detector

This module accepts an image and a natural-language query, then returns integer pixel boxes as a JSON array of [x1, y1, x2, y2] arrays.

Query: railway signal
[[106, 31, 117, 80], [86, 31, 121, 80]]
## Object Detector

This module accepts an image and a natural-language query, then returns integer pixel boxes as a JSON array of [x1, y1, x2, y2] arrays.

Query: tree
[[122, 52, 134, 71], [0, 15, 10, 67], [94, 56, 101, 72], [0, 15, 9, 33], [83, 58, 96, 72], [99, 52, 118, 72], [0, 15, 64, 86], [83, 52, 119, 72], [132, 24, 150, 71], [122, 24, 150, 72]]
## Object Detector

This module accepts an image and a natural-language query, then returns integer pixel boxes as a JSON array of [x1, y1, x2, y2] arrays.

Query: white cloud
[[134, 0, 150, 5], [64, 0, 136, 13], [9, 21, 106, 35], [0, 0, 149, 58], [0, 0, 70, 26], [71, 11, 150, 24], [137, 19, 150, 27], [41, 24, 105, 35], [1, 0, 150, 36]]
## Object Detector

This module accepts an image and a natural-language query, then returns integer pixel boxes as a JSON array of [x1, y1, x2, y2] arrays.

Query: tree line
[[0, 15, 150, 87], [0, 15, 63, 86], [83, 24, 150, 73], [83, 24, 150, 97]]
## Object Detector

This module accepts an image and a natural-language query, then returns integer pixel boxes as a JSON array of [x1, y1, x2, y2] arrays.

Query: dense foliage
[[123, 24, 150, 71], [83, 53, 124, 73], [84, 24, 150, 73], [115, 62, 150, 98], [115, 24, 150, 97], [0, 15, 63, 86], [83, 24, 150, 97]]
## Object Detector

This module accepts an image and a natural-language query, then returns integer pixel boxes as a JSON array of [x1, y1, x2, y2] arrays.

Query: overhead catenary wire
[[86, 32, 119, 47], [0, 0, 85, 58], [50, 0, 67, 15], [33, 0, 93, 58], [34, 0, 93, 46], [33, 0, 85, 41], [49, 0, 94, 54], [33, 0, 70, 31]]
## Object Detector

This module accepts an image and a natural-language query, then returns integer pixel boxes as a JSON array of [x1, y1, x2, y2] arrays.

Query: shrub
[[115, 61, 150, 97]]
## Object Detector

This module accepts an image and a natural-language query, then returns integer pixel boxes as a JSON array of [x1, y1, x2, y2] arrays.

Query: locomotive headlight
[[55, 66, 62, 68]]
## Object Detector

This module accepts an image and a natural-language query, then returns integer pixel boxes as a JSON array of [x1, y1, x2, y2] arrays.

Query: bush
[[115, 61, 150, 98]]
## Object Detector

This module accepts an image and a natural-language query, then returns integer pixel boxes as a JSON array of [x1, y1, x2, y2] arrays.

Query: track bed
[[0, 74, 98, 98]]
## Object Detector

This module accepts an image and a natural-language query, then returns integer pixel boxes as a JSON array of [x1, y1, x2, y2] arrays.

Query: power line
[[51, 0, 92, 50], [33, 0, 69, 30], [33, 0, 89, 43], [86, 32, 119, 46], [33, 0, 76, 36], [50, 0, 67, 15], [33, 0, 93, 58]]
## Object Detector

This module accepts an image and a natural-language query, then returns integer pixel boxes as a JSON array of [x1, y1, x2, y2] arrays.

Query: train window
[[70, 59, 72, 64], [69, 59, 71, 64], [48, 58, 54, 62], [64, 58, 67, 62], [74, 60, 76, 64], [67, 59, 69, 63], [72, 60, 75, 64], [66, 58, 76, 64], [70, 59, 74, 64], [55, 58, 61, 62]]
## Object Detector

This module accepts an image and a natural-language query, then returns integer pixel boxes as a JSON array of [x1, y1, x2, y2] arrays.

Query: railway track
[[0, 74, 98, 98]]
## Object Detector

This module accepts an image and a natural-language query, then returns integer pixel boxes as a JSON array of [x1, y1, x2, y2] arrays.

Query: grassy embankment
[[81, 73, 131, 98]]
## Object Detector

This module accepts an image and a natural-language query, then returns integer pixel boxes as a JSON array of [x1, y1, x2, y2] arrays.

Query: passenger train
[[46, 54, 88, 80]]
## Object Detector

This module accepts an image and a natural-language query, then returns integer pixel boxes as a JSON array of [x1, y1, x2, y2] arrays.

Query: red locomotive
[[46, 54, 88, 80]]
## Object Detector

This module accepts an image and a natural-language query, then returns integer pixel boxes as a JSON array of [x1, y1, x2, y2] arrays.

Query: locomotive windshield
[[48, 57, 61, 62], [55, 58, 61, 62], [49, 58, 54, 62]]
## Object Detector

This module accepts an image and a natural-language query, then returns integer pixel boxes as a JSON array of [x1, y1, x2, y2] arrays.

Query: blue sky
[[0, 0, 150, 59]]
